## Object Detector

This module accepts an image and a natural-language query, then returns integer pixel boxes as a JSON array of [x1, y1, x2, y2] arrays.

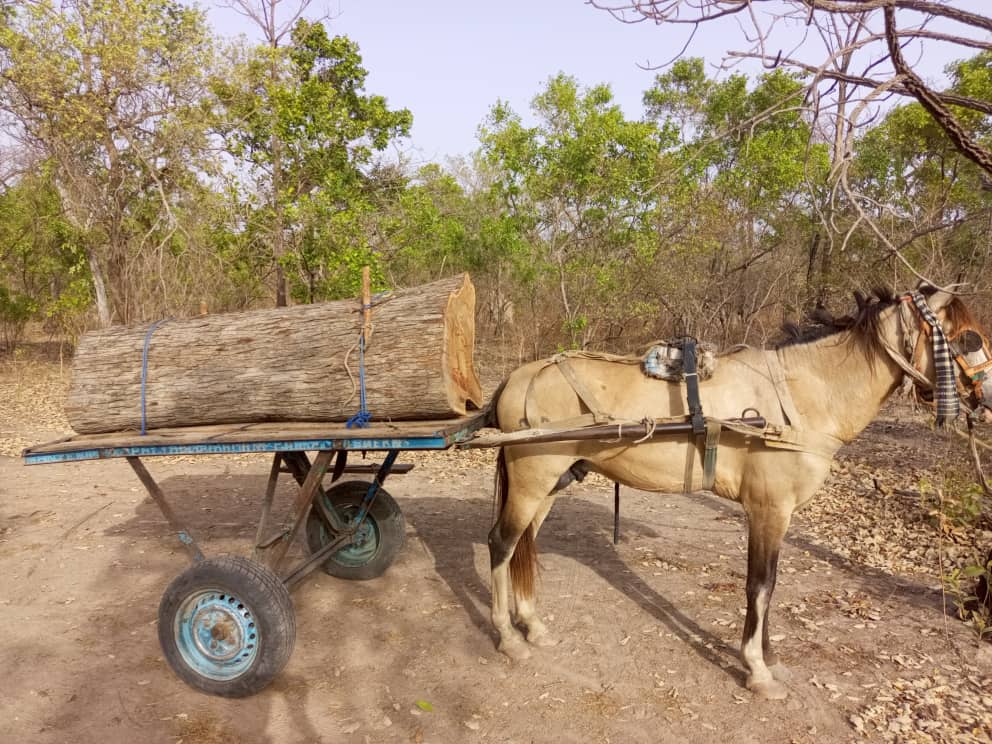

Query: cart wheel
[[305, 480, 406, 581], [158, 555, 295, 697]]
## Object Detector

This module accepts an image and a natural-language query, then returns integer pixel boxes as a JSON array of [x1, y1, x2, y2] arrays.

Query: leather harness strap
[[680, 339, 722, 491], [763, 350, 802, 427], [525, 353, 613, 427]]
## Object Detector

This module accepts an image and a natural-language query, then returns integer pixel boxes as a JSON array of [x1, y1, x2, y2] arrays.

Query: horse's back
[[497, 349, 786, 432]]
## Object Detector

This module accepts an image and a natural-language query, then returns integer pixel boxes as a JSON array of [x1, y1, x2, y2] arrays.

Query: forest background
[[2, 0, 992, 360]]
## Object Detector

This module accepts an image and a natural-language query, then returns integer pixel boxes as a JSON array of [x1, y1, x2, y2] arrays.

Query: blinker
[[956, 330, 985, 354], [949, 328, 992, 405]]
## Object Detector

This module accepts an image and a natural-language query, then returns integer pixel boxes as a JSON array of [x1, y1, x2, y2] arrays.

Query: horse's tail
[[494, 447, 537, 600]]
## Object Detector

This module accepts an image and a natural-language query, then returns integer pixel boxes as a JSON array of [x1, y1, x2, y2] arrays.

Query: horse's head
[[898, 288, 992, 425]]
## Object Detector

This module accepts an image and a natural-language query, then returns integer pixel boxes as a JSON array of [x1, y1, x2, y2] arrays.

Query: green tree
[[214, 19, 412, 304], [0, 166, 91, 349], [479, 74, 670, 350], [0, 0, 217, 326], [643, 63, 830, 341], [851, 52, 992, 285]]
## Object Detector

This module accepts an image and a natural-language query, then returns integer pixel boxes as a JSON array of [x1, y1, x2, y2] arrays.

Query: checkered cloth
[[910, 291, 958, 426]]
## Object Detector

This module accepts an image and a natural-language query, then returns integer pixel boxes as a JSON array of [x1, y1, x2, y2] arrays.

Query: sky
[[206, 0, 986, 165]]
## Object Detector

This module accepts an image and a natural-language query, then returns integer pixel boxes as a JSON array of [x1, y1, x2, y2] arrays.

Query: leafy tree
[[643, 63, 829, 341], [0, 167, 90, 349], [479, 74, 670, 349], [0, 0, 218, 326], [214, 19, 412, 304]]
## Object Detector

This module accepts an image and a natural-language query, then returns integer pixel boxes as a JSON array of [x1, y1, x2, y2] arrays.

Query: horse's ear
[[925, 289, 956, 312]]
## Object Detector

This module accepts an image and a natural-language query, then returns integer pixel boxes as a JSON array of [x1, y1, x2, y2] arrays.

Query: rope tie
[[910, 291, 959, 426], [347, 300, 373, 428], [346, 323, 372, 429], [140, 318, 172, 435]]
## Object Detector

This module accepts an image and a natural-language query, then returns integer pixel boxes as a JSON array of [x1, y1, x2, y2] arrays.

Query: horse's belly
[[581, 439, 740, 498]]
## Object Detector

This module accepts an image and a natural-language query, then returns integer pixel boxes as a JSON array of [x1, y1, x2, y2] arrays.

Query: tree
[[590, 1, 992, 176], [643, 61, 830, 341], [0, 164, 91, 349], [479, 74, 670, 350], [214, 18, 412, 304], [0, 0, 217, 326], [592, 1, 992, 294]]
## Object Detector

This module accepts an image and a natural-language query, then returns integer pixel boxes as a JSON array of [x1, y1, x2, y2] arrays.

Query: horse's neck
[[775, 322, 904, 442]]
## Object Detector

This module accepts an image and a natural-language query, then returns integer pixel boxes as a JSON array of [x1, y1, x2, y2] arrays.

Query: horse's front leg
[[742, 503, 793, 700]]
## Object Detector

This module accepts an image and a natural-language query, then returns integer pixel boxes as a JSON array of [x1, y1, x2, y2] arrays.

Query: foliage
[[479, 74, 671, 348], [0, 169, 91, 349], [213, 19, 412, 304], [943, 560, 992, 643], [0, 0, 219, 326]]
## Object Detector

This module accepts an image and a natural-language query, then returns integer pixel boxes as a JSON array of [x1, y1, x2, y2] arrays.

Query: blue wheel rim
[[318, 501, 380, 567], [174, 588, 258, 681]]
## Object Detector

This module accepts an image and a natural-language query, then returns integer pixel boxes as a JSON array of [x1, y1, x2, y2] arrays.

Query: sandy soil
[[2, 359, 991, 744]]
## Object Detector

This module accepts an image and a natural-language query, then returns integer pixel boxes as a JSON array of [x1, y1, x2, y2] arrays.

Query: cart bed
[[22, 412, 490, 464]]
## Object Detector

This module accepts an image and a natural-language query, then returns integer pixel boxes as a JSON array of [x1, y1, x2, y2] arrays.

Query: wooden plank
[[461, 417, 767, 449], [23, 412, 490, 459]]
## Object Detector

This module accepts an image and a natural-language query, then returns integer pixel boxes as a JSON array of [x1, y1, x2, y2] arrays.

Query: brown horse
[[488, 287, 992, 700]]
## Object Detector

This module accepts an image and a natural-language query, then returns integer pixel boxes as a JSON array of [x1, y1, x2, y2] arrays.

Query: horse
[[487, 286, 992, 700]]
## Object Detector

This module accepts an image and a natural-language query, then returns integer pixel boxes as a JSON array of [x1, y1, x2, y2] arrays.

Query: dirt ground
[[2, 356, 992, 744]]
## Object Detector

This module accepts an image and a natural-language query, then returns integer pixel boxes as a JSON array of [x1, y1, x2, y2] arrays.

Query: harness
[[521, 293, 990, 493], [885, 292, 992, 424]]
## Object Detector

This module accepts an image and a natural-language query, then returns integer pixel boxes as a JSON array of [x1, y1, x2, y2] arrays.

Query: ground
[[1, 353, 991, 744]]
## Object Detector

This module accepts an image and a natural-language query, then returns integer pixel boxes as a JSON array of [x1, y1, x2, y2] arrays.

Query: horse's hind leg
[[511, 493, 558, 648], [489, 449, 571, 659], [741, 501, 793, 700]]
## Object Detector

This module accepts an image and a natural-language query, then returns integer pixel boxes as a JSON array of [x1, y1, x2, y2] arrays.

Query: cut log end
[[444, 274, 484, 414]]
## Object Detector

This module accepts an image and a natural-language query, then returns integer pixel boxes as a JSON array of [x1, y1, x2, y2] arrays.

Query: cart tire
[[305, 480, 406, 580], [158, 555, 295, 697]]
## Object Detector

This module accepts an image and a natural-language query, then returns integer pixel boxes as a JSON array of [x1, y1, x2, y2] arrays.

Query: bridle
[[884, 292, 992, 423]]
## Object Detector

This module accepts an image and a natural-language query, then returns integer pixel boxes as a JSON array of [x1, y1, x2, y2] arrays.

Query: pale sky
[[207, 1, 986, 164]]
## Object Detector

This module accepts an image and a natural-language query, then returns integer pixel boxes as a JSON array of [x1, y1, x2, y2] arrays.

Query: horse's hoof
[[747, 675, 789, 701], [498, 637, 532, 661], [769, 663, 792, 682]]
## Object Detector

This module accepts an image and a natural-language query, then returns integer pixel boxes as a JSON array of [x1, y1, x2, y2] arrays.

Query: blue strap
[[140, 318, 171, 435], [346, 330, 372, 429]]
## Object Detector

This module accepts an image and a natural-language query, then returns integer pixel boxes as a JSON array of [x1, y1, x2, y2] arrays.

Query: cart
[[22, 414, 489, 697]]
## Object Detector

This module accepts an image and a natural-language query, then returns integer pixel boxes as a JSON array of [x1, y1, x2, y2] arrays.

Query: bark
[[66, 274, 484, 433]]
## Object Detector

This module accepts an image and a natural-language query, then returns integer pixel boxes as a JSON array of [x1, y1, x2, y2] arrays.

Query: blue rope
[[140, 318, 171, 435], [346, 330, 372, 428]]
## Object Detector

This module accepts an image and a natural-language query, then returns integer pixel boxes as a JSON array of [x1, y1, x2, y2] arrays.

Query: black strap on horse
[[681, 338, 721, 492]]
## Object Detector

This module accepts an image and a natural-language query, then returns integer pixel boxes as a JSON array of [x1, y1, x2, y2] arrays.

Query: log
[[66, 274, 484, 434]]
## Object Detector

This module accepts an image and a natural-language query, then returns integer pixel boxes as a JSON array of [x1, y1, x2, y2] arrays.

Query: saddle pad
[[643, 340, 718, 381]]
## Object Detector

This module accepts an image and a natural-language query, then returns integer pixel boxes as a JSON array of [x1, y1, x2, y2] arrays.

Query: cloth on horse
[[910, 291, 959, 426], [643, 339, 718, 381]]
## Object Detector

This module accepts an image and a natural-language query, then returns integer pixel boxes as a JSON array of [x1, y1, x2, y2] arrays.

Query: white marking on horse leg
[[514, 595, 558, 648], [743, 588, 787, 700], [509, 493, 558, 648], [491, 560, 529, 660]]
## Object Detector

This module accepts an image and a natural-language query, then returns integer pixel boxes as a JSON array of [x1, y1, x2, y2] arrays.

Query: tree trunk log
[[67, 274, 484, 434]]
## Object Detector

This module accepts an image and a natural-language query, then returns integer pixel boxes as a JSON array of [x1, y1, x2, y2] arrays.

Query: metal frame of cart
[[22, 415, 489, 697]]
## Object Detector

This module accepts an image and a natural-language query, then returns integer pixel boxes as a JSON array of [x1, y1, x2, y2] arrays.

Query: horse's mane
[[776, 286, 977, 363]]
